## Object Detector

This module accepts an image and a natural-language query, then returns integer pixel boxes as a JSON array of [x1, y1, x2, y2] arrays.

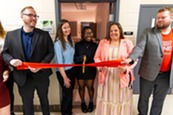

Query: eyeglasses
[[22, 13, 39, 19], [85, 32, 93, 36]]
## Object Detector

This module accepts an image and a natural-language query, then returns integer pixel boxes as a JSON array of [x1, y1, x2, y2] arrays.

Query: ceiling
[[61, 3, 98, 11]]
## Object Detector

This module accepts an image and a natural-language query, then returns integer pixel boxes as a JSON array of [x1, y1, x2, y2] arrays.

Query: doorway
[[54, 0, 120, 107], [60, 2, 115, 42], [60, 2, 110, 106], [55, 0, 120, 40]]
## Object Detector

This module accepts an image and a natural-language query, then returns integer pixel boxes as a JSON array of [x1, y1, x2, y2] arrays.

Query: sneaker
[[88, 101, 94, 112], [81, 102, 88, 113]]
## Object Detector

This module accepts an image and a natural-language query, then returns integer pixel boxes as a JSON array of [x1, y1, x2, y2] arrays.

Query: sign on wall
[[40, 20, 54, 35]]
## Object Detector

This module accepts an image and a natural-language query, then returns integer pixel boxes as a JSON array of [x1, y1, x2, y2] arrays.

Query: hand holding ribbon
[[82, 55, 87, 73], [17, 60, 124, 70]]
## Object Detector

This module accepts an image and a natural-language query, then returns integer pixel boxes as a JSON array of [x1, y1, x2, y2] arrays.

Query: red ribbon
[[17, 60, 123, 70]]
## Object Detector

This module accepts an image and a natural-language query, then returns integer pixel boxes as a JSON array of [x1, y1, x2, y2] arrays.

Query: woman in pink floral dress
[[94, 22, 137, 115]]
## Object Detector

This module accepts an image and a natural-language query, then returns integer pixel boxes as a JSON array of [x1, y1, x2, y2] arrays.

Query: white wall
[[0, 0, 56, 31]]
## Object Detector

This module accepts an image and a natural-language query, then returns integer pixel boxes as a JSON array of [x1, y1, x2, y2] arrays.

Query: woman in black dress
[[74, 26, 98, 113]]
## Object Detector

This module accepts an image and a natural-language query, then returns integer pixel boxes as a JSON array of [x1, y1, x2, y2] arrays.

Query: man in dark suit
[[122, 7, 173, 115], [2, 6, 54, 115]]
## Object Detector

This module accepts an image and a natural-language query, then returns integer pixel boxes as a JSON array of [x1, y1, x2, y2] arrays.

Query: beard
[[23, 19, 36, 28], [156, 22, 171, 29]]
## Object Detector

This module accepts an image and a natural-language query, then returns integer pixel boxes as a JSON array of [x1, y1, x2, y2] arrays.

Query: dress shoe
[[11, 112, 15, 115], [88, 101, 94, 112], [81, 102, 88, 113]]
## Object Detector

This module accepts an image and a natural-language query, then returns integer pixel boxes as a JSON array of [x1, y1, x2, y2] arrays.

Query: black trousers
[[18, 75, 50, 115], [56, 68, 76, 115], [138, 71, 170, 115]]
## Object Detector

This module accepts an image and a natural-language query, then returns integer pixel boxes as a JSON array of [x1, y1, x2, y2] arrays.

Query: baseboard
[[13, 104, 82, 112]]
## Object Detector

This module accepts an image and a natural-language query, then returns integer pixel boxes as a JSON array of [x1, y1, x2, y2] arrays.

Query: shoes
[[11, 112, 15, 115], [81, 102, 88, 113], [88, 101, 94, 112]]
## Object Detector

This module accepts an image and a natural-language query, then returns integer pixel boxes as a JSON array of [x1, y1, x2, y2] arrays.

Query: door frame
[[54, 0, 120, 29]]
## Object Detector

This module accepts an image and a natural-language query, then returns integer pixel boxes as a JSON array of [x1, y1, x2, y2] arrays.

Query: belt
[[159, 70, 170, 74]]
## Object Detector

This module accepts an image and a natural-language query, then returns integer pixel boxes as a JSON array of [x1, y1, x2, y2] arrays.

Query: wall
[[96, 3, 109, 39]]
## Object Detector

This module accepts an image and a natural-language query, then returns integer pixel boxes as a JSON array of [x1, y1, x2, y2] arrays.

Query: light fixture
[[75, 3, 86, 10]]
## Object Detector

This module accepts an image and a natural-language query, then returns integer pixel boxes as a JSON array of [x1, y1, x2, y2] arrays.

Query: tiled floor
[[15, 94, 173, 115]]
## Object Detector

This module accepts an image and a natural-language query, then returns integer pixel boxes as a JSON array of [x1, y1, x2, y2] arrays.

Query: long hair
[[55, 19, 73, 50], [0, 21, 6, 38], [107, 22, 125, 41]]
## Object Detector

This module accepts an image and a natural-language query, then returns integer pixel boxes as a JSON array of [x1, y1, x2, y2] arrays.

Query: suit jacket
[[129, 27, 173, 87], [2, 28, 54, 86], [94, 38, 136, 88]]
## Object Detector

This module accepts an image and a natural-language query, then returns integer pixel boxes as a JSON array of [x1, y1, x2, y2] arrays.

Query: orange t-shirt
[[160, 29, 173, 72]]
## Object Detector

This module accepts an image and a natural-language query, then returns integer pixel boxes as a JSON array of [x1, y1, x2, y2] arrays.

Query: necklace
[[110, 40, 119, 46], [84, 42, 91, 49]]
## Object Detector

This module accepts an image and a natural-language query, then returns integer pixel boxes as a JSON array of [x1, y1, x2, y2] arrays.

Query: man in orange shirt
[[122, 7, 173, 115]]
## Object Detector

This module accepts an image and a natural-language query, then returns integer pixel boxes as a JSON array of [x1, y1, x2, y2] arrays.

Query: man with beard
[[2, 6, 54, 115], [122, 6, 173, 115]]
